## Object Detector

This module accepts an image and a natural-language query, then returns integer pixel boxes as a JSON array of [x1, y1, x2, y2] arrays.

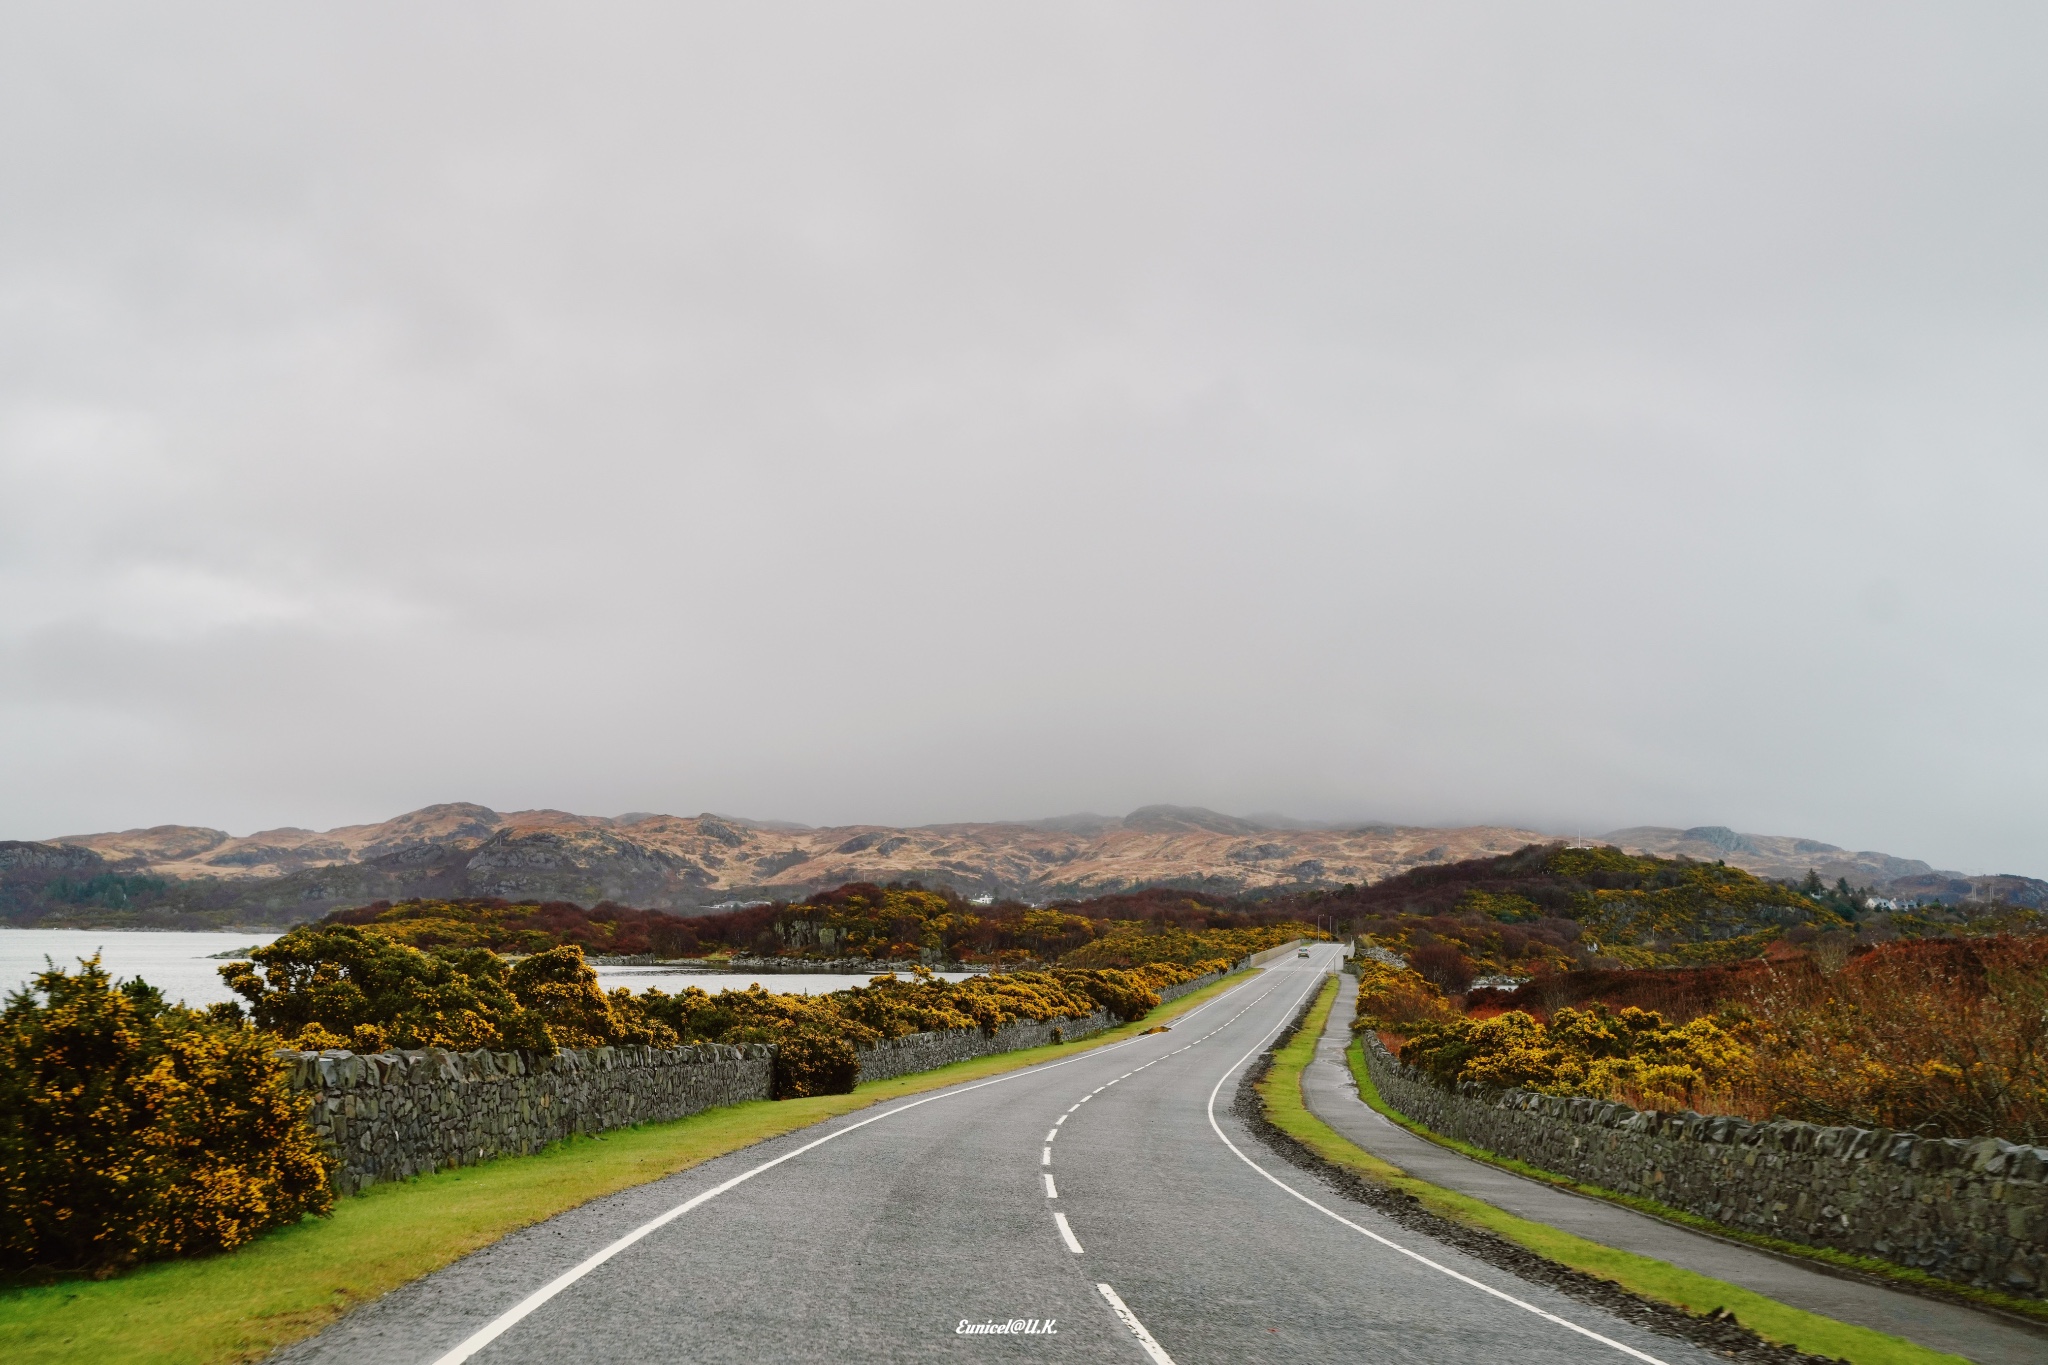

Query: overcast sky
[[3, 4, 2045, 874]]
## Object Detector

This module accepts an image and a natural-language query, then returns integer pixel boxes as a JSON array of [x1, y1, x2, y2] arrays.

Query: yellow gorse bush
[[0, 958, 333, 1278], [1397, 1004, 1747, 1113], [1059, 921, 1319, 969]]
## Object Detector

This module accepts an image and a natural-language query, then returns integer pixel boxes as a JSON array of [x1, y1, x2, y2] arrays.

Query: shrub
[[225, 926, 553, 1052], [230, 927, 1222, 1102], [0, 958, 333, 1277], [1347, 959, 1459, 1033], [1731, 936, 2048, 1141], [1397, 1004, 1745, 1112], [222, 927, 669, 1053], [1406, 942, 1474, 995], [1059, 922, 1317, 970], [506, 946, 676, 1049], [770, 1030, 861, 1098]]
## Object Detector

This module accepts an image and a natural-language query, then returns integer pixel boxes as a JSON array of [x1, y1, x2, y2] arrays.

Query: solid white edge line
[[423, 968, 1274, 1365], [1044, 1173, 1058, 1198], [1096, 1283, 1176, 1365], [1200, 960, 1675, 1365], [1055, 1210, 1085, 1253]]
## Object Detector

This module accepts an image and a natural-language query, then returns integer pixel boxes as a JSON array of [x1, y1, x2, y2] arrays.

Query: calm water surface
[[0, 930, 975, 1008], [0, 929, 283, 1007]]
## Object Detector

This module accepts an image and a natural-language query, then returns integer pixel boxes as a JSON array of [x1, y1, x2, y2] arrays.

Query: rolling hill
[[4, 805, 2040, 929]]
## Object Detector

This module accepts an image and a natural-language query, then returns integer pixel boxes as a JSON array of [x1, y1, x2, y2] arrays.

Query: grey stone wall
[[1358, 1034, 2048, 1296], [1159, 968, 1225, 1004], [285, 962, 1248, 1197], [281, 1042, 774, 1196], [853, 1011, 1112, 1084]]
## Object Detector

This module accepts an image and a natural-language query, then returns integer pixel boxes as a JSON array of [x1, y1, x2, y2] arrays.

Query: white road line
[[1055, 1211, 1085, 1254], [1097, 1283, 1176, 1365], [1041, 1147, 1052, 1165], [1200, 967, 1676, 1365], [418, 974, 1275, 1365], [1044, 1174, 1058, 1198], [1045, 1128, 1058, 1142]]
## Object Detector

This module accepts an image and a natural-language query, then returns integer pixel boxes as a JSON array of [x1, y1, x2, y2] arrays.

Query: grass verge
[[0, 968, 1259, 1365], [1346, 1035, 2048, 1327], [1259, 977, 1966, 1365]]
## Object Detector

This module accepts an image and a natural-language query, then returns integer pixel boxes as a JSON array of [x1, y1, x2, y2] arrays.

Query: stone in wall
[[1358, 1034, 2048, 1297]]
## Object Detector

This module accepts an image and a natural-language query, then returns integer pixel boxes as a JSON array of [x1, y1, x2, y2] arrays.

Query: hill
[[4, 802, 2043, 929], [1257, 842, 1871, 990], [2, 804, 1547, 927], [1603, 825, 2048, 907]]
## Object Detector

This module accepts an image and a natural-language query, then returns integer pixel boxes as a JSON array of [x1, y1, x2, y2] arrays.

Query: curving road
[[274, 946, 1722, 1365]]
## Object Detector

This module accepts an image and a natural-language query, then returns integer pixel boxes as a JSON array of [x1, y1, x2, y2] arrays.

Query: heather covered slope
[[1278, 844, 1864, 986]]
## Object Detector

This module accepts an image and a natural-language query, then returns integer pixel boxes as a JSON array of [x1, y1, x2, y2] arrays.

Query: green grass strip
[[1259, 977, 1966, 1365], [0, 969, 1258, 1365], [1344, 1032, 2048, 1326]]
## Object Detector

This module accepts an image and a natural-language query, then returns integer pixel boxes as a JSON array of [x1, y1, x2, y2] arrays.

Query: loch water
[[0, 929, 976, 1009]]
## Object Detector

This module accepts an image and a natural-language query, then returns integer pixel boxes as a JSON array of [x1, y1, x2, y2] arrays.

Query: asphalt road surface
[[275, 946, 1724, 1365]]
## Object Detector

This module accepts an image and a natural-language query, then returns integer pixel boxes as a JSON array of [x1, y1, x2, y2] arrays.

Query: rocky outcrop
[[1359, 1034, 2048, 1297]]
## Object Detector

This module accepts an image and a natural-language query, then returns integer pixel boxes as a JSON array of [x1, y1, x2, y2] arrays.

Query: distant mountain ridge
[[1603, 825, 2048, 907], [5, 804, 2041, 927]]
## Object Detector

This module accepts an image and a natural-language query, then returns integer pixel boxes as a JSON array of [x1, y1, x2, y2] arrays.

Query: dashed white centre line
[[1044, 1174, 1058, 1198], [1041, 1147, 1051, 1166], [1054, 1211, 1085, 1254], [1045, 1128, 1059, 1142]]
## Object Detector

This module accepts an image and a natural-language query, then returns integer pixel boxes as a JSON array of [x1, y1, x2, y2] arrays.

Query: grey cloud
[[3, 3, 2045, 873]]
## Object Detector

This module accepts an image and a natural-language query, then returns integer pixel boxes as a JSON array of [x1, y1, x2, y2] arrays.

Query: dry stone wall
[[1159, 967, 1227, 1003], [1359, 1034, 2048, 1296], [282, 1042, 773, 1195], [287, 960, 1255, 1196], [853, 1011, 1112, 1084]]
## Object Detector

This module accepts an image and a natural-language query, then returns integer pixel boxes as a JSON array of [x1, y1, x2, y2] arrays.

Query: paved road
[[275, 947, 1723, 1365], [1306, 974, 2048, 1365]]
